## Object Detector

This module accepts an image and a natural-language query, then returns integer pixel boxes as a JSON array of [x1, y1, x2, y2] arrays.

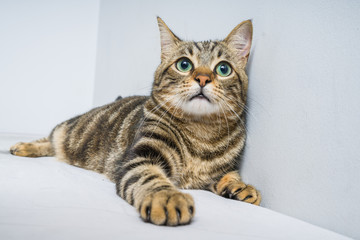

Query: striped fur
[[10, 17, 261, 226]]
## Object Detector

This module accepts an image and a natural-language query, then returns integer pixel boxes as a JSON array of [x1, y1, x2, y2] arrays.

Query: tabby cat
[[10, 17, 261, 226]]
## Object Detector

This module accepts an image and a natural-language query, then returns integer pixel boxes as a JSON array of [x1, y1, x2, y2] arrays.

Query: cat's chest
[[176, 159, 215, 189], [168, 122, 245, 188], [174, 146, 240, 189]]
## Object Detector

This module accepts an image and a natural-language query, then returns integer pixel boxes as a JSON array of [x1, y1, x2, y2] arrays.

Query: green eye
[[215, 62, 232, 77], [176, 58, 193, 72]]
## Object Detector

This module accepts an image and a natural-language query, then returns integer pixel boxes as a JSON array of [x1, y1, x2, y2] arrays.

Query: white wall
[[0, 0, 100, 135], [94, 0, 360, 238], [241, 1, 360, 239]]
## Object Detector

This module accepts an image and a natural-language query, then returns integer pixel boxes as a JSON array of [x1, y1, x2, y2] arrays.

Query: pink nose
[[195, 74, 211, 87]]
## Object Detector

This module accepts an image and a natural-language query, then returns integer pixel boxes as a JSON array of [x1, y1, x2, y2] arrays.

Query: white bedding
[[0, 133, 350, 240]]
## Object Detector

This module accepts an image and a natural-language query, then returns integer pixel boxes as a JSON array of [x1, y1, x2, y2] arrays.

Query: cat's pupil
[[220, 64, 228, 74], [181, 60, 189, 69]]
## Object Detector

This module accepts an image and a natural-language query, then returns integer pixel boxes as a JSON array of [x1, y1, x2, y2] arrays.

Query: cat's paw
[[218, 181, 261, 205], [139, 190, 195, 226], [10, 142, 34, 157], [215, 172, 261, 205]]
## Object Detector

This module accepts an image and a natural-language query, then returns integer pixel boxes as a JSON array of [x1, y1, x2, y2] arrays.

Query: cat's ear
[[157, 17, 181, 60], [224, 20, 253, 59]]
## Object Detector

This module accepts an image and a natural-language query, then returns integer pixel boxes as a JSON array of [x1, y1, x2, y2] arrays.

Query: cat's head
[[152, 17, 252, 120]]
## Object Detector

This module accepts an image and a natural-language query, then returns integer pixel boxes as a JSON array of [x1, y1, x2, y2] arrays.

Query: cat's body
[[10, 17, 260, 226]]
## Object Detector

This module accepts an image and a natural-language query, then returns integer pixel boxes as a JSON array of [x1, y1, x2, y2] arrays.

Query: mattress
[[0, 133, 350, 240]]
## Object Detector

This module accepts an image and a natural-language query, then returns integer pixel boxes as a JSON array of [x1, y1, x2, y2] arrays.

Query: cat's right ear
[[157, 17, 181, 60]]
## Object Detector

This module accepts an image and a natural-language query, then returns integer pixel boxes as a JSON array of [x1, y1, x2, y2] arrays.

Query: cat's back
[[50, 95, 149, 176]]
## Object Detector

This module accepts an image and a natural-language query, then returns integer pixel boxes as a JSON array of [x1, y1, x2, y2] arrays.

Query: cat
[[10, 17, 261, 226]]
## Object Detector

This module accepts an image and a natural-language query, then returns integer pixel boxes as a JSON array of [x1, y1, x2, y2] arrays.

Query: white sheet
[[0, 133, 350, 240]]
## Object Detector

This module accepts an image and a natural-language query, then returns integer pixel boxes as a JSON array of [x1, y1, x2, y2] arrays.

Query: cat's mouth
[[189, 92, 211, 102]]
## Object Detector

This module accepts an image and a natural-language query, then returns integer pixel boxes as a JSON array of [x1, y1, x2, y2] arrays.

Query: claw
[[146, 206, 151, 222]]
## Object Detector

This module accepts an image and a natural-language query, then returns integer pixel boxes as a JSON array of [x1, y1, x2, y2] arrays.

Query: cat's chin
[[180, 99, 220, 116]]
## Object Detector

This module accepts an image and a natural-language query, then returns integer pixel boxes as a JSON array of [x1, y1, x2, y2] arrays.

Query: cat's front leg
[[211, 171, 261, 205], [116, 162, 194, 226]]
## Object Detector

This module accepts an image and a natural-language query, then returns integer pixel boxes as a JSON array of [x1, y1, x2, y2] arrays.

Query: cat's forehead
[[178, 40, 232, 65]]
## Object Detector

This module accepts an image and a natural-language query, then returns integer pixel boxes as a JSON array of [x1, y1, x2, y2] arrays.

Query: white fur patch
[[170, 84, 221, 116], [180, 98, 220, 115]]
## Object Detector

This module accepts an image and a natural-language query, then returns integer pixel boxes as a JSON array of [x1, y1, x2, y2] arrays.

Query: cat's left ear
[[224, 20, 253, 59], [157, 17, 181, 60]]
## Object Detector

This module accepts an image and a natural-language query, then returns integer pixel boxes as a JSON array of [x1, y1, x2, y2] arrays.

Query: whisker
[[211, 92, 251, 139], [169, 94, 186, 123], [217, 95, 252, 143], [147, 93, 185, 139], [130, 94, 179, 147], [217, 100, 230, 150], [221, 94, 255, 120], [217, 106, 222, 135], [247, 96, 271, 118]]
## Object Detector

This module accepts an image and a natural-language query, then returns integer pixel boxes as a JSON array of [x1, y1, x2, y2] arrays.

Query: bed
[[0, 133, 350, 240]]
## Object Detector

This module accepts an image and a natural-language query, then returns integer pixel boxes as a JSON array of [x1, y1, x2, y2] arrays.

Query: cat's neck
[[184, 114, 242, 138]]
